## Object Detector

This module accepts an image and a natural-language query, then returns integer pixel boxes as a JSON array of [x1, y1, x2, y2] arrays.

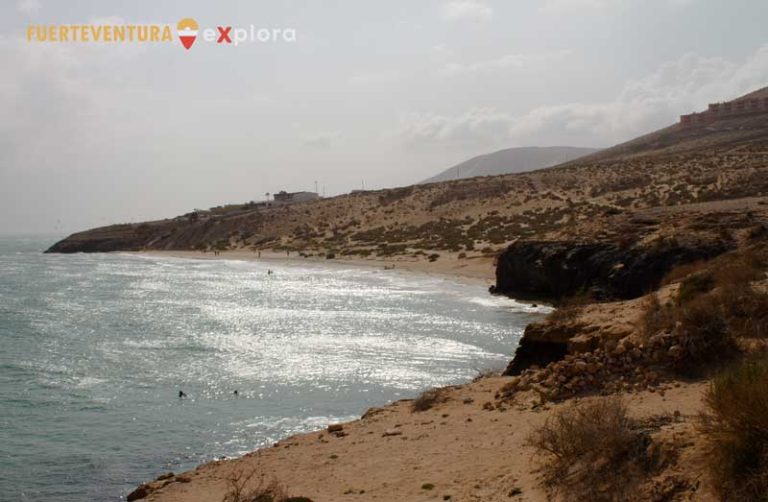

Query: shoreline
[[127, 249, 497, 286], [130, 377, 709, 502]]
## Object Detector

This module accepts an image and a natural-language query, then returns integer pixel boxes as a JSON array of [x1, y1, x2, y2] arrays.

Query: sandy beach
[[134, 377, 712, 502], [129, 249, 498, 285]]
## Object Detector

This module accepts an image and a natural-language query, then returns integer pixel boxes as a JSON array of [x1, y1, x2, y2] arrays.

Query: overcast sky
[[1, 0, 767, 235]]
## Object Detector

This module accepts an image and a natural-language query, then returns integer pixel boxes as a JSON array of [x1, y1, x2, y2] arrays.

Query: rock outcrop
[[493, 238, 729, 301]]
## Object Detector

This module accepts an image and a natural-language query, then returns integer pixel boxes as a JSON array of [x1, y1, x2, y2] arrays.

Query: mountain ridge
[[421, 145, 599, 184]]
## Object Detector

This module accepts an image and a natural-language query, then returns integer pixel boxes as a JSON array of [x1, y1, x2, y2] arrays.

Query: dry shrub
[[702, 358, 768, 500], [672, 293, 737, 375], [664, 245, 767, 291], [222, 468, 298, 502], [639, 293, 673, 337], [663, 260, 708, 285], [411, 387, 448, 412], [643, 245, 768, 375], [713, 248, 766, 287], [676, 272, 715, 305], [718, 283, 768, 339], [527, 398, 655, 501]]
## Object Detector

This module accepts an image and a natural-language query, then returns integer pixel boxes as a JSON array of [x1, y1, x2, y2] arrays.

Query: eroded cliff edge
[[494, 208, 768, 375]]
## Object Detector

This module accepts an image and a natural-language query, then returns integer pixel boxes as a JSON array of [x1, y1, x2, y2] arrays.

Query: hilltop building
[[680, 87, 768, 126]]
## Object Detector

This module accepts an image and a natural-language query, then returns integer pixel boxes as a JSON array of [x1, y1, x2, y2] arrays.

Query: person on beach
[[233, 390, 239, 396], [178, 390, 187, 398]]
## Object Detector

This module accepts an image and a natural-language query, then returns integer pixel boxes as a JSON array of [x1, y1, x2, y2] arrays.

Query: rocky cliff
[[496, 208, 768, 374], [493, 238, 728, 302]]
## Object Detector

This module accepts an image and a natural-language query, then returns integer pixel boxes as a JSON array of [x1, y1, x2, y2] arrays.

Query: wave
[[466, 295, 553, 313]]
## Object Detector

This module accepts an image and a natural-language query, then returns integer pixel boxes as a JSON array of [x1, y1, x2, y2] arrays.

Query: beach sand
[[137, 378, 711, 502], [130, 249, 497, 285]]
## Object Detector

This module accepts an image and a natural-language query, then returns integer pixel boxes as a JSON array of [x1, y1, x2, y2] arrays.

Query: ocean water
[[0, 236, 549, 501]]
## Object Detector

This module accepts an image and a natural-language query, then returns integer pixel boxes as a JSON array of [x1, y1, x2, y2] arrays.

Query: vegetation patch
[[702, 358, 768, 501], [527, 398, 658, 501], [411, 388, 449, 412]]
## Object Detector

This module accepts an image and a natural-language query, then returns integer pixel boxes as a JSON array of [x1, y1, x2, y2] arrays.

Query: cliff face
[[493, 237, 727, 374], [493, 238, 729, 302], [496, 209, 768, 374]]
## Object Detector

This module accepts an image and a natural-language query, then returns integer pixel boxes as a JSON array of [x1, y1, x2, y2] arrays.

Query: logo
[[26, 18, 297, 51], [177, 18, 198, 50]]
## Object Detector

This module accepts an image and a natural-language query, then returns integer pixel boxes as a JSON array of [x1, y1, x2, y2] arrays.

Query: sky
[[0, 0, 767, 235]]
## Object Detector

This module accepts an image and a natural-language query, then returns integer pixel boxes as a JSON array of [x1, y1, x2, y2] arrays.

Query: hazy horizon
[[1, 0, 767, 235]]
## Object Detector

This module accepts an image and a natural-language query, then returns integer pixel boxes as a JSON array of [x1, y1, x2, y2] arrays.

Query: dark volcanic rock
[[504, 336, 568, 376], [493, 239, 730, 302], [126, 484, 151, 501]]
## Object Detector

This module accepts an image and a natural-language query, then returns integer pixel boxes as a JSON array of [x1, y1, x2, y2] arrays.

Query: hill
[[48, 87, 768, 284], [420, 146, 599, 184]]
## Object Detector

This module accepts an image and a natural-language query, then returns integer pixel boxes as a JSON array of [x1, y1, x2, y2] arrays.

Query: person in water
[[178, 390, 187, 398]]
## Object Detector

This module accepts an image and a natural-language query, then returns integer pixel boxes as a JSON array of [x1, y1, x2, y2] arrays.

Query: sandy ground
[[129, 249, 497, 286], [140, 378, 711, 502]]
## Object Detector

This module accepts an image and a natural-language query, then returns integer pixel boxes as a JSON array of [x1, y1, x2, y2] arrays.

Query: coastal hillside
[[420, 146, 599, 184], [48, 88, 768, 282]]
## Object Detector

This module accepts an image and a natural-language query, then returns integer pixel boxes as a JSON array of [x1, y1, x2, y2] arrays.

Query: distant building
[[680, 88, 768, 127], [272, 190, 320, 205]]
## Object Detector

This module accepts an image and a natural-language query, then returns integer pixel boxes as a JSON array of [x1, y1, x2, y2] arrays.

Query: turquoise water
[[0, 236, 548, 501]]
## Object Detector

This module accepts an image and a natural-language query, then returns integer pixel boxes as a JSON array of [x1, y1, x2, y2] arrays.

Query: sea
[[0, 236, 549, 501]]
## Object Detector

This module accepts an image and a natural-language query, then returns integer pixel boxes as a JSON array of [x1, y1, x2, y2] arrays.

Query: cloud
[[541, 0, 695, 13], [395, 108, 517, 148], [442, 49, 573, 76], [0, 23, 156, 176], [302, 131, 341, 149], [542, 0, 618, 12], [441, 1, 493, 21], [348, 70, 401, 86], [16, 0, 41, 16], [395, 45, 768, 149]]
